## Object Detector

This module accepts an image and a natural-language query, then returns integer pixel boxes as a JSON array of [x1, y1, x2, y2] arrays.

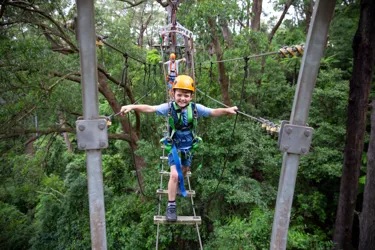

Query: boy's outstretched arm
[[120, 104, 156, 114], [210, 106, 238, 117]]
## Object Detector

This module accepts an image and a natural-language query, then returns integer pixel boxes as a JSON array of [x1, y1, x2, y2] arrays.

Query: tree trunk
[[207, 17, 232, 106], [59, 111, 73, 153], [184, 36, 192, 75], [168, 1, 180, 53], [360, 101, 375, 249], [358, 1, 375, 249], [138, 13, 152, 47], [97, 71, 146, 188], [268, 0, 293, 43], [25, 138, 35, 155], [303, 0, 314, 34], [246, 0, 250, 28], [257, 0, 293, 86], [250, 0, 262, 31], [334, 1, 375, 249], [220, 17, 233, 48]]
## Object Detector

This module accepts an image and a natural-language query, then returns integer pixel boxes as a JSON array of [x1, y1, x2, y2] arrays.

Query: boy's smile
[[174, 89, 193, 108]]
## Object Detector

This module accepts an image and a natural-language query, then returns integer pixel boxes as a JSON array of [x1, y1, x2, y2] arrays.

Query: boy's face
[[174, 89, 193, 108]]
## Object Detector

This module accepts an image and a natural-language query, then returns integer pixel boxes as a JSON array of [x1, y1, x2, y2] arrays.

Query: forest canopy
[[0, 0, 374, 249]]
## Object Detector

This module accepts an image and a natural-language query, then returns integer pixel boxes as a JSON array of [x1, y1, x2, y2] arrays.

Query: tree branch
[[118, 0, 147, 8], [268, 0, 293, 42], [155, 0, 169, 8], [1, 127, 132, 143], [0, 0, 9, 19], [8, 1, 78, 51]]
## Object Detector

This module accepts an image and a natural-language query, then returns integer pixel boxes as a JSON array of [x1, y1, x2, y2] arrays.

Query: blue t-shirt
[[154, 102, 212, 150], [154, 103, 213, 118]]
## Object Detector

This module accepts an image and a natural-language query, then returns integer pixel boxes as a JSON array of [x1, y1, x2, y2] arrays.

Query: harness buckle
[[192, 136, 202, 151], [160, 137, 173, 153]]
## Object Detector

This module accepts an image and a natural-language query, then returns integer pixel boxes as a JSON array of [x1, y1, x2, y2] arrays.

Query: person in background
[[163, 53, 186, 97]]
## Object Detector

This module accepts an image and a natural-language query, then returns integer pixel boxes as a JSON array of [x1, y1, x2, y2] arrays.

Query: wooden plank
[[154, 216, 201, 225], [159, 170, 191, 177], [156, 189, 195, 197]]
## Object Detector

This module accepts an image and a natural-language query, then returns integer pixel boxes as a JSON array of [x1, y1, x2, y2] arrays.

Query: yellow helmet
[[173, 75, 195, 92], [170, 53, 176, 59]]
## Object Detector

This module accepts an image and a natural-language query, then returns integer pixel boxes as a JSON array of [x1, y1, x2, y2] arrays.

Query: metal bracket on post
[[278, 121, 314, 154], [76, 118, 108, 150]]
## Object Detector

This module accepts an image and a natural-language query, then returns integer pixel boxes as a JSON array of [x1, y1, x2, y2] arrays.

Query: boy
[[120, 75, 237, 221]]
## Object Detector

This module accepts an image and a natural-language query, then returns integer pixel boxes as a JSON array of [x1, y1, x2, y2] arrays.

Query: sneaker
[[166, 205, 177, 222]]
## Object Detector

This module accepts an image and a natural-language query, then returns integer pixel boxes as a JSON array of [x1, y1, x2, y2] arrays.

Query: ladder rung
[[156, 189, 195, 197], [159, 170, 191, 177], [160, 156, 168, 160], [154, 216, 201, 225]]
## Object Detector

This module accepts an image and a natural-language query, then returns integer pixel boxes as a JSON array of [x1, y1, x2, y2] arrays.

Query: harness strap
[[169, 61, 177, 74], [167, 102, 201, 151], [171, 145, 187, 197]]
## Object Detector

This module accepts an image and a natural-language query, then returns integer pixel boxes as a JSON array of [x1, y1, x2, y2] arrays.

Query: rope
[[207, 61, 214, 99], [156, 42, 171, 250], [142, 63, 147, 90], [121, 55, 129, 100], [187, 35, 203, 250]]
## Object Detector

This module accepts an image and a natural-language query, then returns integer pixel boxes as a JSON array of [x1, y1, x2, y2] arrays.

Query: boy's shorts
[[168, 149, 193, 167], [167, 75, 176, 89]]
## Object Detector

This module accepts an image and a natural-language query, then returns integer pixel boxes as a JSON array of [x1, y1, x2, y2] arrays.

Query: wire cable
[[98, 37, 146, 64], [196, 88, 265, 123], [198, 51, 280, 64]]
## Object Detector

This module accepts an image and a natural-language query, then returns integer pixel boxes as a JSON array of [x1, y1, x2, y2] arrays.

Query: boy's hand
[[120, 105, 132, 115], [228, 106, 238, 114]]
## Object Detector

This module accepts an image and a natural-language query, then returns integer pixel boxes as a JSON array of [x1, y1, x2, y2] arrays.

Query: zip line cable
[[100, 39, 146, 64], [198, 51, 280, 64], [195, 88, 265, 123]]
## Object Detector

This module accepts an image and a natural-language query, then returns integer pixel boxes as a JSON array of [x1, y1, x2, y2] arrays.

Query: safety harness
[[169, 61, 177, 74], [160, 101, 202, 197], [161, 102, 202, 153], [167, 61, 178, 84]]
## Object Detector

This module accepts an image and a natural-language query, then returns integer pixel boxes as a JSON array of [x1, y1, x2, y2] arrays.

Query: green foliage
[[205, 208, 273, 250], [287, 226, 334, 250], [0, 0, 362, 249], [0, 202, 33, 250], [147, 49, 162, 64], [326, 1, 360, 75]]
